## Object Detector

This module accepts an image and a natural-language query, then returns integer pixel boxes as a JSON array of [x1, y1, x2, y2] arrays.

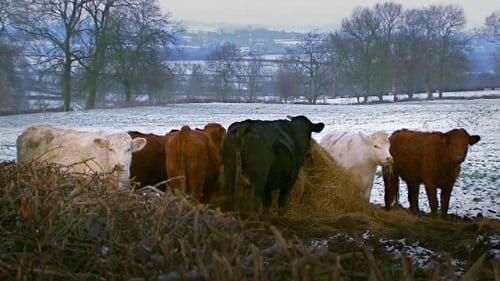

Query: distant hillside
[[175, 28, 303, 60], [176, 28, 499, 77]]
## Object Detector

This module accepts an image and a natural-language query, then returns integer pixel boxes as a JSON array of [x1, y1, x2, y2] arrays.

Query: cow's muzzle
[[113, 163, 126, 172], [454, 155, 466, 163], [381, 156, 394, 166]]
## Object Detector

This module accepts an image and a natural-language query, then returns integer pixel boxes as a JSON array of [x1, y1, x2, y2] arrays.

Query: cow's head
[[360, 131, 393, 166], [444, 128, 480, 163], [202, 123, 227, 149], [288, 115, 325, 133], [94, 134, 147, 181], [287, 115, 325, 150]]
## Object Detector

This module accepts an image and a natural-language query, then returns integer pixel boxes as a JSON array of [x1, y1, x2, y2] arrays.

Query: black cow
[[223, 115, 324, 217]]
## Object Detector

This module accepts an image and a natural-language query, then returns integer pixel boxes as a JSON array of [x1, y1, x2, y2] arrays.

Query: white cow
[[320, 131, 393, 201], [17, 124, 147, 187]]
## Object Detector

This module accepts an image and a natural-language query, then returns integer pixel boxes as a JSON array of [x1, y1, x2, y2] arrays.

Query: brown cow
[[165, 123, 226, 202], [129, 131, 168, 189], [383, 128, 480, 217]]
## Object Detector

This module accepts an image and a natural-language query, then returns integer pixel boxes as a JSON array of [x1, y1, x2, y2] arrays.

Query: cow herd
[[16, 117, 481, 218]]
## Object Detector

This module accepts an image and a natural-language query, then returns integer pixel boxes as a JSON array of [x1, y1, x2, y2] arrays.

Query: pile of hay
[[287, 140, 372, 218]]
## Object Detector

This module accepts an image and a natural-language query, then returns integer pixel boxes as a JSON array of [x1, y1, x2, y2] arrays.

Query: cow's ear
[[359, 132, 370, 143], [442, 134, 450, 144], [132, 137, 147, 152], [94, 138, 109, 148], [312, 122, 325, 133], [217, 127, 227, 140], [469, 135, 480, 145]]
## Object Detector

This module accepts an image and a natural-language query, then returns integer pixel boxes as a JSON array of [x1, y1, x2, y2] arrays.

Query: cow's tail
[[382, 163, 399, 209], [223, 129, 239, 212], [227, 125, 252, 215], [166, 132, 188, 196]]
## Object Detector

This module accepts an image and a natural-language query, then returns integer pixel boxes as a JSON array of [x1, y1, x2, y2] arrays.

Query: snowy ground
[[1, 96, 499, 220]]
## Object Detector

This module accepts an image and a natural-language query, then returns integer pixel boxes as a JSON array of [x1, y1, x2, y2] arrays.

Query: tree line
[[1, 0, 182, 112], [0, 1, 499, 112]]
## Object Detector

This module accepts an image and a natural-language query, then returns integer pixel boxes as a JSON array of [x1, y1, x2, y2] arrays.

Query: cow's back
[[17, 124, 109, 173], [166, 125, 222, 202], [389, 130, 438, 182], [321, 132, 367, 168]]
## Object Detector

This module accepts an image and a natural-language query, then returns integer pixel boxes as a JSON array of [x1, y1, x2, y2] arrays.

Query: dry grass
[[0, 142, 499, 280], [287, 140, 371, 217]]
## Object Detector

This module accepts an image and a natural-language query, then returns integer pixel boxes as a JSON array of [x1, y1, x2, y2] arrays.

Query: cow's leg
[[166, 147, 188, 196], [223, 147, 237, 210], [188, 169, 205, 201], [166, 167, 186, 196], [262, 187, 273, 208], [246, 169, 268, 216], [440, 187, 452, 218], [382, 166, 399, 209], [407, 182, 420, 214], [262, 188, 273, 215], [277, 186, 292, 216], [424, 184, 438, 217], [185, 144, 208, 201]]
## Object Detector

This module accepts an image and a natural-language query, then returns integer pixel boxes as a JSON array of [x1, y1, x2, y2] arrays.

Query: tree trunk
[[86, 42, 106, 109], [425, 72, 433, 99], [62, 57, 72, 111], [86, 75, 97, 109], [125, 80, 132, 103]]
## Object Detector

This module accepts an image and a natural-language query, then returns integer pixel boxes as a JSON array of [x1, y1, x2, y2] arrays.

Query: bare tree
[[393, 8, 428, 99], [326, 32, 357, 102], [79, 0, 120, 109], [0, 2, 16, 111], [0, 49, 14, 111], [10, 0, 88, 111], [340, 7, 382, 103], [425, 5, 468, 98], [206, 42, 241, 101], [0, 0, 8, 34], [286, 32, 331, 104], [323, 35, 340, 99], [186, 63, 205, 99], [274, 59, 300, 104], [107, 0, 182, 105], [238, 48, 266, 102], [482, 12, 500, 85], [373, 2, 402, 100], [484, 11, 500, 39]]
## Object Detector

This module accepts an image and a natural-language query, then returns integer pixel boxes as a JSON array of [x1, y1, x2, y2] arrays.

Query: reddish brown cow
[[128, 131, 168, 189], [383, 128, 480, 217], [165, 123, 226, 202]]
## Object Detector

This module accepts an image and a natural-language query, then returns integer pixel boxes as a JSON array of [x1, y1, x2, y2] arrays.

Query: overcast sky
[[159, 0, 500, 31]]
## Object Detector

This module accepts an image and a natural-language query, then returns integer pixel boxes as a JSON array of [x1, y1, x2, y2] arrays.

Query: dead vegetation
[[0, 142, 499, 280]]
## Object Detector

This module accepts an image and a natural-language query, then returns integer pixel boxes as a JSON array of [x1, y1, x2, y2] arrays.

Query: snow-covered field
[[1, 97, 499, 220]]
